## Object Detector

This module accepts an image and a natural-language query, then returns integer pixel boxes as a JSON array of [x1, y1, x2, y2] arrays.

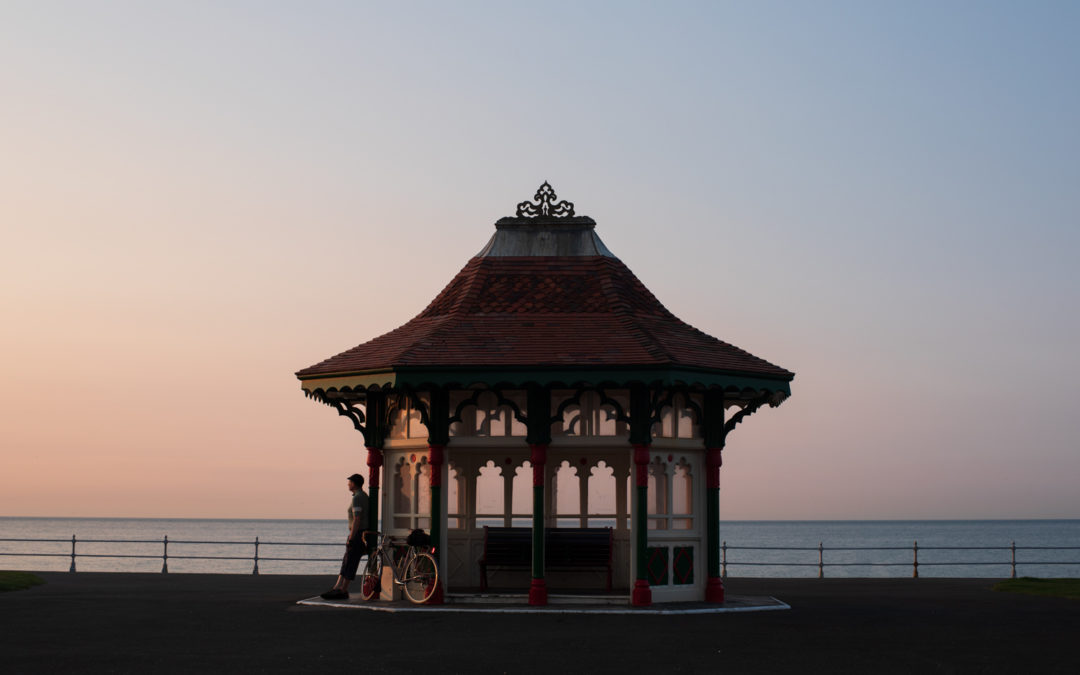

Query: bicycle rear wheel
[[402, 551, 438, 604], [358, 552, 382, 601]]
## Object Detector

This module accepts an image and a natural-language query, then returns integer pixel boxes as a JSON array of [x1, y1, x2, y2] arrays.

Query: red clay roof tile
[[296, 255, 792, 380]]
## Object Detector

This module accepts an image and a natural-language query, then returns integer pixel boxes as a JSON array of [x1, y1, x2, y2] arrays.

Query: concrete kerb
[[296, 595, 791, 614]]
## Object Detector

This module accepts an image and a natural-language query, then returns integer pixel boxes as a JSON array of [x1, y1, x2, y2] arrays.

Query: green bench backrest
[[483, 526, 612, 566]]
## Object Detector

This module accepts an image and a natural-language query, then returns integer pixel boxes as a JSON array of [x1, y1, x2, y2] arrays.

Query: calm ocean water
[[1, 517, 1078, 578]]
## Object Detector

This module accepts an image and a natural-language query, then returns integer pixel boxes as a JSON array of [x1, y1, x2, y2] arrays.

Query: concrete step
[[446, 592, 628, 605]]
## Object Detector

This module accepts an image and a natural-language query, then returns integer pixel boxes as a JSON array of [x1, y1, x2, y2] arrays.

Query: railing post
[[252, 537, 260, 575], [913, 540, 919, 578], [721, 541, 727, 579], [818, 542, 824, 579], [1010, 541, 1016, 579], [69, 534, 76, 573], [162, 535, 169, 574]]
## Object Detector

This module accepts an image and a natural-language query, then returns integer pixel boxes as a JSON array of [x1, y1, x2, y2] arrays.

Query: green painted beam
[[300, 366, 792, 397]]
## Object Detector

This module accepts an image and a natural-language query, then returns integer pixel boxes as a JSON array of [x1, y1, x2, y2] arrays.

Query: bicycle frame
[[360, 532, 439, 604], [370, 535, 417, 586]]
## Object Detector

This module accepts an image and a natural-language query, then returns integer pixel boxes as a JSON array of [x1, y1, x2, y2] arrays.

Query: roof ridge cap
[[388, 315, 455, 365], [598, 258, 678, 364], [392, 258, 487, 364], [417, 257, 485, 317], [679, 322, 794, 375], [449, 257, 488, 315], [295, 315, 447, 377], [604, 257, 677, 318]]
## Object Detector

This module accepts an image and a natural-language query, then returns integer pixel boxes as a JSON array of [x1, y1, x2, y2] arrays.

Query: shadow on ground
[[1, 573, 1077, 673]]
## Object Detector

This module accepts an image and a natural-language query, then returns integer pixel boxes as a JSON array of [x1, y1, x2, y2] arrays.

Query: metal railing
[[721, 541, 1080, 579], [0, 535, 344, 574], [4, 536, 1079, 578]]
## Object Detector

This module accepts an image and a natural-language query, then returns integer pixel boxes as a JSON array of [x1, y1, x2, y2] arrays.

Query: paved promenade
[[1, 573, 1076, 673]]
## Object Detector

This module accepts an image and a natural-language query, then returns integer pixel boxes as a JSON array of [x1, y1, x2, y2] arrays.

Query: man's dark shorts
[[339, 538, 367, 580]]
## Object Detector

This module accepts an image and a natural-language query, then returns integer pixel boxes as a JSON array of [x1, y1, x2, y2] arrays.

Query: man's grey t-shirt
[[348, 490, 368, 532]]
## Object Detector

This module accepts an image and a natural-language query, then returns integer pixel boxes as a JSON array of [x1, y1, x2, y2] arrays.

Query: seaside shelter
[[296, 184, 794, 605]]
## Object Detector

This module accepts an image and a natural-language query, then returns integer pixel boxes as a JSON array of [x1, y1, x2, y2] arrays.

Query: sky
[[1, 1, 1078, 520]]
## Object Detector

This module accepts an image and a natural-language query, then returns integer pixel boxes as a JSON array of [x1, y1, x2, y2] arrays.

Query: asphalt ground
[[1, 573, 1076, 674]]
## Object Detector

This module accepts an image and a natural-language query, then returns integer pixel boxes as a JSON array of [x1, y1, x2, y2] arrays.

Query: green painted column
[[705, 449, 723, 602], [529, 443, 548, 605], [425, 387, 450, 604], [632, 444, 651, 606], [365, 447, 383, 537], [704, 389, 726, 602], [629, 383, 652, 607], [363, 391, 387, 546], [526, 384, 551, 606], [426, 443, 445, 604], [428, 444, 444, 561]]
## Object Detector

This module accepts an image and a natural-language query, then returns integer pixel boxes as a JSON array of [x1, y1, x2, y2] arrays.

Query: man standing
[[320, 473, 369, 600]]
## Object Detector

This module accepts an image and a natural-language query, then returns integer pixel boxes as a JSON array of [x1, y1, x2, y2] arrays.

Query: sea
[[1, 517, 1078, 578]]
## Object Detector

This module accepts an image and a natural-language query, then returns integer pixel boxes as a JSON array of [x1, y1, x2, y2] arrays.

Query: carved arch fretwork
[[448, 388, 527, 426], [650, 387, 704, 429], [385, 395, 405, 430], [552, 386, 630, 426], [386, 390, 434, 440], [401, 387, 433, 429]]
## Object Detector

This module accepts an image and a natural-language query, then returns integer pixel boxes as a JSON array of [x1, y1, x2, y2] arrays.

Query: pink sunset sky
[[2, 2, 1078, 520]]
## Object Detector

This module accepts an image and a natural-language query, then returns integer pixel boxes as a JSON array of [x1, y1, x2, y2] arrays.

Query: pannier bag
[[406, 529, 431, 548]]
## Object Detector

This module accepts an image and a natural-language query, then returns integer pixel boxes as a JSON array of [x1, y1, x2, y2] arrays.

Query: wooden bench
[[479, 526, 613, 591]]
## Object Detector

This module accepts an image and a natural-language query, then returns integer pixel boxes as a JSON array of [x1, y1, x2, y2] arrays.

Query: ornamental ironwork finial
[[515, 181, 575, 218]]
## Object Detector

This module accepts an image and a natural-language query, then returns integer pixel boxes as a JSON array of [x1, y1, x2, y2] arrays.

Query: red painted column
[[705, 447, 725, 603], [529, 443, 548, 605], [366, 447, 383, 488], [631, 443, 652, 607], [427, 443, 445, 604]]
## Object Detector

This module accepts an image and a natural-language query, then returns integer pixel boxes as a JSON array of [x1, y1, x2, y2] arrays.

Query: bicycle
[[358, 530, 439, 604]]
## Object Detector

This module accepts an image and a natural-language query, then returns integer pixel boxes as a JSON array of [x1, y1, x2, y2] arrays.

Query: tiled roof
[[296, 255, 793, 380]]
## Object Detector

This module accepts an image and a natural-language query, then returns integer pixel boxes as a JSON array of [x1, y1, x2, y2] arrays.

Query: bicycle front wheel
[[358, 552, 382, 601], [402, 551, 438, 604]]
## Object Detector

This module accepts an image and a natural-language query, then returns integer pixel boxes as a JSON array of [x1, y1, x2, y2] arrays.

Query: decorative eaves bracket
[[327, 399, 369, 442], [305, 388, 388, 448], [722, 393, 773, 440]]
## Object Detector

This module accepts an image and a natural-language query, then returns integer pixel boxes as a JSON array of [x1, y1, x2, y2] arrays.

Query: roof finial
[[515, 181, 575, 218]]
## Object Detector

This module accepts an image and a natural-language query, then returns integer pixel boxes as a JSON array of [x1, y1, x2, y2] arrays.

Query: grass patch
[[0, 571, 46, 592], [993, 577, 1080, 600]]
